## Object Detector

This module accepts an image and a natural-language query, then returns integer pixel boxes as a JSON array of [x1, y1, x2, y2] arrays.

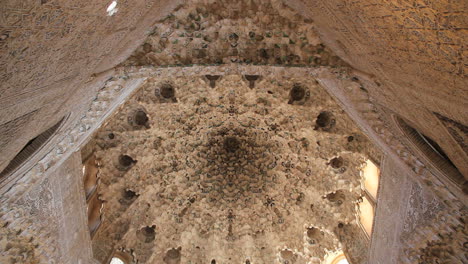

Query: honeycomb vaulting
[[90, 73, 379, 263]]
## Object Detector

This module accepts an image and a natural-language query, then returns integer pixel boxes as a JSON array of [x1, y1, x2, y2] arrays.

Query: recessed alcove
[[163, 247, 181, 264], [158, 83, 176, 99], [117, 155, 136, 171], [290, 84, 306, 101], [128, 109, 150, 128], [136, 226, 156, 243], [134, 110, 149, 126], [315, 111, 336, 131], [280, 249, 295, 260], [329, 156, 344, 169], [324, 190, 346, 206]]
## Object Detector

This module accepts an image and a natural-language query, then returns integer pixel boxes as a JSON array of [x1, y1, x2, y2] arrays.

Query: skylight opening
[[107, 1, 118, 16]]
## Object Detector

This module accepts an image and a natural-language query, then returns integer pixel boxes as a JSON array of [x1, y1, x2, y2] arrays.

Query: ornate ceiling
[[122, 0, 345, 68], [84, 0, 383, 263], [89, 71, 380, 263], [0, 0, 466, 264]]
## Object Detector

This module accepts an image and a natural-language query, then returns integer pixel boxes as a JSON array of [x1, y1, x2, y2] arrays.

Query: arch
[[394, 116, 465, 191], [110, 257, 125, 264], [325, 251, 350, 264], [109, 250, 133, 264], [333, 256, 349, 264], [0, 115, 67, 181]]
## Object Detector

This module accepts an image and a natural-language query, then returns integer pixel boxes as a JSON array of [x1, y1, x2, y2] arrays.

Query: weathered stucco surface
[[0, 152, 95, 264], [88, 70, 379, 263], [0, 0, 182, 173], [0, 0, 466, 263], [287, 0, 468, 177]]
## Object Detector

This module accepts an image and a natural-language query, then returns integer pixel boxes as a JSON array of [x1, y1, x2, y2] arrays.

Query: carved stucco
[[0, 0, 466, 263], [0, 152, 95, 264], [313, 64, 467, 264], [88, 70, 377, 263]]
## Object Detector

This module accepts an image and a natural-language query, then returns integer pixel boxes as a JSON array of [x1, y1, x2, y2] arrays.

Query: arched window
[[357, 159, 380, 238], [335, 258, 349, 264], [357, 195, 374, 237], [361, 159, 380, 201], [110, 257, 125, 264], [110, 257, 126, 264], [395, 116, 465, 192], [0, 115, 66, 180], [109, 250, 133, 264], [325, 251, 350, 264]]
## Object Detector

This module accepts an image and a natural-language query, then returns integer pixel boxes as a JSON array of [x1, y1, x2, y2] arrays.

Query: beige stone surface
[[88, 72, 378, 263], [0, 0, 466, 263]]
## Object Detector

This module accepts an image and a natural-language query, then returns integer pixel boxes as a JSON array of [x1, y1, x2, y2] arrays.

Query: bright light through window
[[337, 258, 349, 264], [110, 257, 125, 264], [358, 195, 374, 236], [107, 1, 118, 16], [328, 253, 349, 264], [362, 159, 380, 199]]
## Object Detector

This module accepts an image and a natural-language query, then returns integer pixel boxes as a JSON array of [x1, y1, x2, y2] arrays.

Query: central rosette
[[223, 137, 240, 153], [195, 125, 279, 205]]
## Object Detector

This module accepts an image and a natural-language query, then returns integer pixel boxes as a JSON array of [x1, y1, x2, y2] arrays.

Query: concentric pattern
[[90, 73, 378, 263]]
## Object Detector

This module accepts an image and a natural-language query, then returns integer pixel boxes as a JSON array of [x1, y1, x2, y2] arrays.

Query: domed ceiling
[[85, 0, 382, 263]]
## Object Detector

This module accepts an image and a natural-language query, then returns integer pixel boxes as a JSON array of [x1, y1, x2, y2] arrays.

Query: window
[[395, 116, 465, 191], [0, 115, 66, 180], [107, 1, 118, 16], [325, 251, 350, 264], [336, 258, 349, 264], [110, 257, 125, 264], [358, 195, 374, 236], [82, 152, 103, 238], [109, 251, 133, 264], [361, 159, 379, 201], [357, 159, 380, 238]]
